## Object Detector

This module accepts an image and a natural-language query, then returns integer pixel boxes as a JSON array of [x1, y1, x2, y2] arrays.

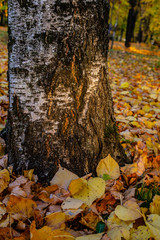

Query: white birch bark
[[8, 0, 127, 181]]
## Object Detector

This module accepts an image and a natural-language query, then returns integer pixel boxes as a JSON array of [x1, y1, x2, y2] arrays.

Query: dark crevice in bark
[[17, 0, 34, 10]]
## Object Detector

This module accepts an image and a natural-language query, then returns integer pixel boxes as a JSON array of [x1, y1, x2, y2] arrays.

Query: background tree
[[109, 0, 129, 43], [0, 0, 7, 26], [125, 0, 140, 47], [7, 0, 128, 182], [107, 0, 159, 47], [141, 0, 160, 45]]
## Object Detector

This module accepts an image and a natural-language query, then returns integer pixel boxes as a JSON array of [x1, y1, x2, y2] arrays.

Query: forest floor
[[0, 28, 160, 239]]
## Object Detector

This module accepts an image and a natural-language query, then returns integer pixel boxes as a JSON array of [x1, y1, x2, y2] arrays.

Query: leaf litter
[[0, 37, 160, 239]]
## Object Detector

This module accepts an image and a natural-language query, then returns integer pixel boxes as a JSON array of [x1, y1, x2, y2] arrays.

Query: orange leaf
[[7, 195, 37, 221], [0, 169, 10, 193], [30, 221, 75, 240]]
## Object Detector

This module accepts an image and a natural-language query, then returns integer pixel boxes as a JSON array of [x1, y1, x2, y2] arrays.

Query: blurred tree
[[109, 0, 129, 43], [125, 0, 140, 47], [104, 0, 159, 46], [141, 0, 160, 45], [0, 0, 7, 26]]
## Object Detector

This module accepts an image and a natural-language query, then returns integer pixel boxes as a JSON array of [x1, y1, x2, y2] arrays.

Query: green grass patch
[[136, 183, 160, 208]]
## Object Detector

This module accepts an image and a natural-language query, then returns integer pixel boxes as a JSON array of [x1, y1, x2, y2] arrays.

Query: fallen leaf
[[149, 195, 160, 215], [61, 198, 85, 211], [10, 186, 27, 198], [9, 176, 28, 190], [23, 169, 34, 181], [0, 203, 7, 220], [145, 214, 160, 240], [115, 200, 141, 221], [69, 178, 87, 196], [0, 169, 10, 193], [0, 137, 5, 156], [107, 211, 133, 231], [96, 154, 120, 180], [65, 209, 83, 219], [96, 192, 116, 213], [50, 167, 79, 190], [69, 178, 105, 206], [142, 105, 150, 113], [0, 154, 7, 168], [38, 190, 63, 204], [80, 211, 101, 231], [30, 221, 75, 240], [120, 82, 130, 88], [30, 221, 53, 240], [76, 233, 104, 240], [0, 214, 10, 228], [130, 226, 152, 240], [45, 212, 66, 230], [107, 226, 130, 240], [7, 195, 37, 221]]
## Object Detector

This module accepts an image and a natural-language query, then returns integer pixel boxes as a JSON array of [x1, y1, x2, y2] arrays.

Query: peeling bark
[[8, 0, 128, 181]]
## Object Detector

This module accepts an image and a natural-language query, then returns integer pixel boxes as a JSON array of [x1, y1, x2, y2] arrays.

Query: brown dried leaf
[[7, 195, 37, 221]]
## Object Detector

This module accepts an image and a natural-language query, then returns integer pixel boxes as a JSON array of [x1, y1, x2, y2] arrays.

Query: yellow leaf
[[137, 110, 145, 115], [150, 93, 157, 100], [45, 212, 66, 230], [30, 221, 75, 240], [130, 121, 141, 128], [145, 214, 160, 240], [0, 203, 9, 227], [150, 195, 160, 215], [144, 121, 156, 129], [48, 231, 75, 240], [142, 105, 150, 113], [0, 214, 9, 227], [107, 212, 133, 231], [96, 154, 120, 179], [7, 195, 37, 221], [0, 169, 10, 193], [115, 200, 141, 221], [69, 178, 105, 206], [141, 86, 150, 91], [69, 178, 87, 196], [23, 169, 34, 181], [130, 226, 152, 240], [76, 233, 104, 240], [120, 82, 130, 89], [107, 226, 130, 240]]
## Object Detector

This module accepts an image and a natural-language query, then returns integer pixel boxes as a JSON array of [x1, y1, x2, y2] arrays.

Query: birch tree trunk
[[8, 0, 128, 181]]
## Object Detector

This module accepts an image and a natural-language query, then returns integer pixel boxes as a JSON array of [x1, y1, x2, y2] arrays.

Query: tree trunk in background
[[143, 17, 151, 43], [0, 12, 4, 26], [138, 21, 142, 43], [125, 0, 139, 48], [8, 0, 128, 182]]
